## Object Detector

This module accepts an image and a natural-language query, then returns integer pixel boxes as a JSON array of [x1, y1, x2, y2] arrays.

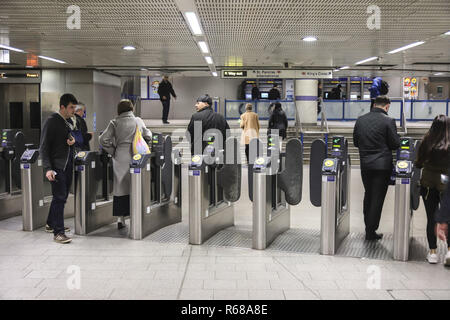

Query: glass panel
[[320, 101, 343, 120], [388, 101, 402, 120], [344, 101, 371, 119], [225, 101, 245, 118], [412, 101, 447, 120], [256, 101, 296, 120], [0, 156, 7, 194], [29, 102, 41, 129], [404, 101, 412, 120]]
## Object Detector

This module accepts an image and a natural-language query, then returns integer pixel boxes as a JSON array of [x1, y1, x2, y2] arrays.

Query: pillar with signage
[[295, 79, 318, 124]]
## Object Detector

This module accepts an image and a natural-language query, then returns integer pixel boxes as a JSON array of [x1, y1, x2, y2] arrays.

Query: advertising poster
[[149, 77, 160, 99]]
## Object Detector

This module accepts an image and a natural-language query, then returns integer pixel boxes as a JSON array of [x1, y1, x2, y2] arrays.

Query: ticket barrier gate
[[130, 134, 182, 240], [250, 136, 303, 250], [393, 137, 421, 261], [0, 129, 25, 220], [20, 149, 75, 231], [310, 136, 350, 255], [188, 136, 241, 245], [74, 150, 114, 235]]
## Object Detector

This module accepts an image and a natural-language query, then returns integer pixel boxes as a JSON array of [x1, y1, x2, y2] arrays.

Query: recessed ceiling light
[[198, 41, 209, 54], [333, 69, 340, 72], [445, 31, 450, 35], [388, 41, 425, 54], [122, 45, 136, 51], [185, 12, 203, 36], [212, 72, 218, 77], [0, 44, 25, 53], [434, 72, 444, 76], [302, 36, 317, 42], [38, 55, 66, 64], [155, 73, 161, 76], [205, 56, 213, 64], [355, 56, 378, 65], [339, 66, 350, 70]]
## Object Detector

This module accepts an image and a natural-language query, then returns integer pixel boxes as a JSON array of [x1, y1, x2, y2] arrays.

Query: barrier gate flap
[[248, 137, 264, 202], [12, 131, 25, 190], [310, 139, 327, 207], [217, 137, 241, 203], [411, 140, 421, 211], [162, 136, 173, 199], [278, 138, 303, 205]]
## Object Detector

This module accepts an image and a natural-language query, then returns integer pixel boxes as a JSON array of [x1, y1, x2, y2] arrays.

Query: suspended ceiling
[[0, 0, 449, 77]]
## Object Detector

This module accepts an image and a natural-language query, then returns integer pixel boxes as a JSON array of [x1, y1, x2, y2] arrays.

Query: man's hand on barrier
[[67, 138, 75, 146]]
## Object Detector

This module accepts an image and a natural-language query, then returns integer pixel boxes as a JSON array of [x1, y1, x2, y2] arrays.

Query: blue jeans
[[47, 164, 73, 235]]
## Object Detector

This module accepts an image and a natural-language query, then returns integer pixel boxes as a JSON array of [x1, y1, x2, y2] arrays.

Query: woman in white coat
[[99, 99, 152, 229]]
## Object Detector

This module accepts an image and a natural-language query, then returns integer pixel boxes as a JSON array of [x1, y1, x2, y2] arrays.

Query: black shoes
[[118, 222, 126, 230], [365, 232, 383, 241], [163, 121, 170, 124]]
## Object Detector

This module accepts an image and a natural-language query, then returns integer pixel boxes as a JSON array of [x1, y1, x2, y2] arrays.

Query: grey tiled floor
[[0, 167, 449, 300]]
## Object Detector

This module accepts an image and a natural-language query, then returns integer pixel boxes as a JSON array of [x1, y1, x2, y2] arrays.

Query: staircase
[[144, 121, 430, 166]]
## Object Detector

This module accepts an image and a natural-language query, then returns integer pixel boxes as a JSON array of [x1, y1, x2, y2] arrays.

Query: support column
[[295, 79, 318, 125]]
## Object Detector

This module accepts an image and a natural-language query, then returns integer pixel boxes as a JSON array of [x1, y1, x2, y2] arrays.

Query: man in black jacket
[[251, 83, 260, 100], [157, 75, 177, 124], [40, 93, 78, 244], [353, 96, 400, 240], [74, 103, 92, 151], [268, 84, 281, 101], [187, 94, 230, 155]]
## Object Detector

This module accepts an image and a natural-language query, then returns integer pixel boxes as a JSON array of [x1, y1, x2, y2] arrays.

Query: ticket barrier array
[[20, 149, 75, 231], [250, 136, 303, 250], [393, 137, 421, 261], [310, 136, 351, 255], [0, 129, 25, 220], [74, 150, 114, 235], [129, 134, 182, 240], [188, 136, 241, 245]]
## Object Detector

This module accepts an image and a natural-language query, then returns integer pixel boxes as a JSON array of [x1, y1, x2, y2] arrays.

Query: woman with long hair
[[415, 114, 450, 264]]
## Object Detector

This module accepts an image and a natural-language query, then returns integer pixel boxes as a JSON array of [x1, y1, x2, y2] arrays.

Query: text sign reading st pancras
[[221, 69, 333, 79]]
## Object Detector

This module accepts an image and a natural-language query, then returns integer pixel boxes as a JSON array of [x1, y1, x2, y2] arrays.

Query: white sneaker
[[445, 251, 450, 267], [427, 252, 439, 264]]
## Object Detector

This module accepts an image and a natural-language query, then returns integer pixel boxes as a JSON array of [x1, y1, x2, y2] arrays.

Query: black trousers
[[421, 186, 450, 249], [361, 169, 391, 234], [161, 99, 170, 122], [47, 163, 73, 236], [245, 144, 249, 163], [113, 195, 130, 217]]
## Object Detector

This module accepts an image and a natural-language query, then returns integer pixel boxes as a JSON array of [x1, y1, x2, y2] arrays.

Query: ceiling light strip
[[38, 55, 66, 64], [388, 41, 425, 54], [0, 44, 25, 53], [355, 57, 378, 65]]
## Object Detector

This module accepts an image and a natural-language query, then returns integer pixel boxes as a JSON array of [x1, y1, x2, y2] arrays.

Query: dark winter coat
[[157, 80, 177, 101], [187, 106, 230, 155], [268, 107, 288, 139], [353, 108, 400, 170]]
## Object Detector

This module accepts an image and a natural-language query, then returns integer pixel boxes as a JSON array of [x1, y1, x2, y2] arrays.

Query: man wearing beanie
[[187, 94, 230, 155]]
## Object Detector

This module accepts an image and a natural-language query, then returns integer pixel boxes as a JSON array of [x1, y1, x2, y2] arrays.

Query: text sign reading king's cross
[[221, 69, 333, 79]]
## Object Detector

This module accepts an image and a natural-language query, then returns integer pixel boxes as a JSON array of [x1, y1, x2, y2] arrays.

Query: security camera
[[284, 62, 291, 69]]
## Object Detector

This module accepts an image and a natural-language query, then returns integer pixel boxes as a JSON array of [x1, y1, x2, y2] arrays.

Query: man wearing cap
[[187, 94, 230, 155], [157, 75, 177, 124]]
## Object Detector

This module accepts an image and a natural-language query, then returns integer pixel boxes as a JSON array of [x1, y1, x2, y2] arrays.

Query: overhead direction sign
[[221, 69, 332, 79]]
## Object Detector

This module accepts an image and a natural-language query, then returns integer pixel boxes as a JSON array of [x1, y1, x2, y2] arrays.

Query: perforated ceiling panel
[[0, 0, 449, 74], [196, 0, 450, 69]]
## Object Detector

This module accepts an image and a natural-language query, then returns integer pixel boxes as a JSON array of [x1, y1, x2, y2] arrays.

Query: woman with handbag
[[99, 99, 152, 229], [415, 114, 450, 264]]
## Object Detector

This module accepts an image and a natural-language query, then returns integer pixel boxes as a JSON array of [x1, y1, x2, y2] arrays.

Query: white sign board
[[222, 69, 332, 79]]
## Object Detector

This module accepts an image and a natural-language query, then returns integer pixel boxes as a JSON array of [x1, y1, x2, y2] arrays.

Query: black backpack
[[380, 80, 389, 95]]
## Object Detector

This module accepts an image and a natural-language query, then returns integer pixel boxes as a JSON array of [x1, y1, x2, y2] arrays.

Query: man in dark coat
[[251, 83, 260, 100], [353, 95, 400, 241], [268, 84, 281, 100], [157, 75, 177, 124], [74, 103, 92, 151], [187, 94, 230, 155]]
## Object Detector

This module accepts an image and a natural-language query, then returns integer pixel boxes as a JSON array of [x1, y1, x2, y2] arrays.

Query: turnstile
[[129, 134, 182, 240], [250, 136, 303, 250], [0, 129, 25, 220], [74, 150, 114, 235], [393, 137, 421, 261], [188, 136, 241, 245], [20, 149, 75, 231], [310, 136, 351, 255]]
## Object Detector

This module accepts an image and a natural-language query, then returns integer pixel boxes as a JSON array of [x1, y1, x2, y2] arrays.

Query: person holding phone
[[40, 93, 78, 244]]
